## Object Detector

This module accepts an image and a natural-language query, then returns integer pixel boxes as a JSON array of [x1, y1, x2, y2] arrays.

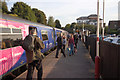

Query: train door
[[53, 28, 56, 46], [51, 30, 55, 47], [47, 29, 54, 49], [37, 29, 45, 53], [55, 30, 61, 46], [41, 30, 49, 52]]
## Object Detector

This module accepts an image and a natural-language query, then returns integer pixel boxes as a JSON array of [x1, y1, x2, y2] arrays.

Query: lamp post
[[95, 0, 100, 79], [82, 21, 84, 32], [82, 21, 85, 42], [96, 0, 100, 57], [102, 0, 105, 40]]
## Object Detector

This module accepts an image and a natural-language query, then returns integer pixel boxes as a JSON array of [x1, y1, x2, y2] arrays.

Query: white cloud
[[6, 0, 120, 26]]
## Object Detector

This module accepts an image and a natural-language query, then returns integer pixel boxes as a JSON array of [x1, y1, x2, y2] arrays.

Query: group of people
[[55, 33, 79, 58], [22, 28, 79, 80]]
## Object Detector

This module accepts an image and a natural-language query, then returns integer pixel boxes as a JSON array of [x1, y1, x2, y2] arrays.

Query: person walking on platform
[[74, 34, 78, 48], [67, 34, 70, 41], [68, 34, 75, 56], [55, 33, 66, 58], [22, 28, 45, 80], [62, 35, 67, 53], [79, 34, 81, 41]]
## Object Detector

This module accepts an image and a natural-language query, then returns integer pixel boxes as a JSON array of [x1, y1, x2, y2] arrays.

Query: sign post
[[102, 0, 105, 40], [95, 0, 100, 79]]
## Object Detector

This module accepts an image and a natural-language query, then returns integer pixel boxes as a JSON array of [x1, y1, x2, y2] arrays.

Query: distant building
[[76, 14, 102, 26], [88, 14, 98, 25], [76, 16, 89, 25], [118, 1, 120, 20], [108, 20, 120, 29]]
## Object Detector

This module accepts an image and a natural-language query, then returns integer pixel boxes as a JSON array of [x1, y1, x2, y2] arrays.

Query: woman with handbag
[[68, 34, 75, 56]]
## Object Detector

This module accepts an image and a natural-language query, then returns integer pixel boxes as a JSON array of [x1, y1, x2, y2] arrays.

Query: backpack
[[22, 35, 34, 52]]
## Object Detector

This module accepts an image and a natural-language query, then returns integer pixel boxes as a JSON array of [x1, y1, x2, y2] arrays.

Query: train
[[0, 14, 68, 78]]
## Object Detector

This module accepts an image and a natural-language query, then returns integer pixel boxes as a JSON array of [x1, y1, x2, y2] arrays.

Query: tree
[[47, 16, 55, 27], [65, 24, 70, 28], [11, 2, 37, 22], [105, 26, 109, 34], [64, 23, 74, 33], [55, 19, 61, 28], [2, 2, 8, 13], [84, 24, 96, 34], [32, 8, 47, 25], [107, 29, 117, 34], [70, 22, 77, 29]]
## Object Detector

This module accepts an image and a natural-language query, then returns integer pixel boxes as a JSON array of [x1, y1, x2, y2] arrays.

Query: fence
[[100, 40, 120, 79], [85, 36, 96, 62], [84, 36, 120, 79]]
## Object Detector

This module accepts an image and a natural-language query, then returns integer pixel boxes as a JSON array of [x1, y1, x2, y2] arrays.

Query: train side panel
[[0, 19, 29, 77], [0, 16, 68, 78]]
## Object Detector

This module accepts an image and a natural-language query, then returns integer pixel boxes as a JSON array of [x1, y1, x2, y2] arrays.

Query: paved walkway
[[15, 41, 95, 79]]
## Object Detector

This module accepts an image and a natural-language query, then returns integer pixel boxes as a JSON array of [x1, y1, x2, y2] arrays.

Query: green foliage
[[55, 19, 61, 28], [65, 24, 71, 32], [107, 29, 117, 34], [11, 2, 37, 22], [84, 24, 96, 34], [65, 24, 71, 29], [9, 14, 18, 16], [64, 23, 97, 34], [47, 16, 55, 27], [104, 26, 109, 34], [104, 26, 120, 35], [2, 2, 8, 13], [70, 22, 77, 28], [75, 24, 96, 34], [64, 23, 76, 33], [117, 29, 120, 35], [32, 8, 47, 25]]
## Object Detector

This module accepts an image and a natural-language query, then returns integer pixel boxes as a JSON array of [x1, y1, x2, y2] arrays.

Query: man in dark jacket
[[25, 28, 45, 80], [74, 34, 78, 48], [55, 33, 66, 58]]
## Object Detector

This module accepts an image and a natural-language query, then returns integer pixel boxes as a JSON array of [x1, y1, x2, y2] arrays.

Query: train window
[[12, 28, 21, 33], [41, 30, 48, 41], [0, 28, 22, 50], [0, 27, 11, 33]]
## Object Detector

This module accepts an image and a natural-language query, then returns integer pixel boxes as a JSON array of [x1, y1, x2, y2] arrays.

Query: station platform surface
[[14, 41, 95, 79]]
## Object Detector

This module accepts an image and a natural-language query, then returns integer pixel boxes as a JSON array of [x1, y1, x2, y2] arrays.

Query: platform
[[14, 41, 95, 79]]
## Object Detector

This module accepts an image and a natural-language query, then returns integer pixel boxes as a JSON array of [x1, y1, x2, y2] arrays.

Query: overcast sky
[[6, 0, 120, 27]]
